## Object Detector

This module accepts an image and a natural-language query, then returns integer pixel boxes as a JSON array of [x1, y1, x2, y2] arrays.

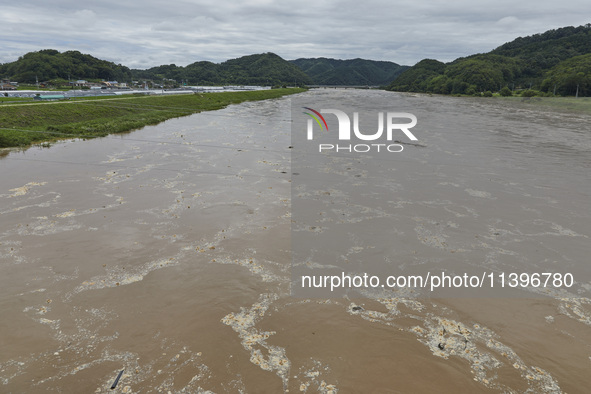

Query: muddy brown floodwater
[[1, 90, 590, 393]]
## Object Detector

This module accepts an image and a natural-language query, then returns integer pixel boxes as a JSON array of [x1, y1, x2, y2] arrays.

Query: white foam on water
[[221, 293, 291, 390], [465, 188, 495, 199], [346, 287, 564, 393], [66, 255, 181, 298], [3, 182, 47, 198]]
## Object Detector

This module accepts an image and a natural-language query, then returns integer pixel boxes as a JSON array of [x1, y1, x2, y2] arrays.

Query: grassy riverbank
[[0, 88, 305, 148]]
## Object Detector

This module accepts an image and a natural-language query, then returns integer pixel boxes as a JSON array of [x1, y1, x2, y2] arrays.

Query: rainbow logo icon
[[303, 107, 328, 132]]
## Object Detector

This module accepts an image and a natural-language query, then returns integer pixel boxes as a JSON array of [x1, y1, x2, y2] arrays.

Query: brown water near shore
[[1, 90, 590, 393]]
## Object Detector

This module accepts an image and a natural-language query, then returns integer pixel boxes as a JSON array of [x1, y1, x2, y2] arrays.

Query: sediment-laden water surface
[[1, 90, 590, 393]]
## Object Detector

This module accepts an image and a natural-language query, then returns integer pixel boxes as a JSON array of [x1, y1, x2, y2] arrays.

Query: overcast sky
[[0, 1, 589, 69]]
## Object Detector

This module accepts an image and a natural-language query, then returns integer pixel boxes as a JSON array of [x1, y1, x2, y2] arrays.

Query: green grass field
[[0, 96, 33, 102], [0, 88, 305, 148]]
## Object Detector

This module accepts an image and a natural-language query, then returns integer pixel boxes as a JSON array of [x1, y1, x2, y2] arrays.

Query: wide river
[[1, 89, 590, 393]]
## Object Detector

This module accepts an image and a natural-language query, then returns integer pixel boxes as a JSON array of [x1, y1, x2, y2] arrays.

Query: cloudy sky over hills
[[0, 0, 589, 68]]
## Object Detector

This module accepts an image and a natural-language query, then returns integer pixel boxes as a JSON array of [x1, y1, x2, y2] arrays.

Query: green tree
[[521, 89, 537, 97]]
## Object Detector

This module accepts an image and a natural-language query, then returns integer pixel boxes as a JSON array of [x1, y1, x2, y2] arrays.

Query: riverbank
[[0, 88, 305, 148]]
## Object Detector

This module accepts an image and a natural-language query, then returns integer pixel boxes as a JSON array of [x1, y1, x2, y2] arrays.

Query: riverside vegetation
[[0, 88, 305, 148]]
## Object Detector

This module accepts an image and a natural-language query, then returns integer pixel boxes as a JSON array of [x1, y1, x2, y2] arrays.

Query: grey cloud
[[0, 1, 590, 68]]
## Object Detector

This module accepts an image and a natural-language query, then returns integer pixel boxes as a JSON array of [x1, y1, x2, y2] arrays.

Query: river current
[[1, 90, 590, 393]]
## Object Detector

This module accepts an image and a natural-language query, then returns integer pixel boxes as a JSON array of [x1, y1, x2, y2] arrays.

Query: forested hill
[[387, 24, 591, 96], [0, 51, 313, 86], [491, 24, 591, 60], [0, 49, 132, 83], [290, 58, 409, 85], [131, 53, 313, 86]]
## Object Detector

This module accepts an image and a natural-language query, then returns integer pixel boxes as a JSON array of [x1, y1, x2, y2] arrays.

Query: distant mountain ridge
[[387, 23, 591, 96], [131, 53, 313, 86], [0, 51, 408, 87], [290, 57, 409, 85]]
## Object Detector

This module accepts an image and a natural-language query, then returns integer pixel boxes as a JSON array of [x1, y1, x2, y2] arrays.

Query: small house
[[0, 83, 16, 90]]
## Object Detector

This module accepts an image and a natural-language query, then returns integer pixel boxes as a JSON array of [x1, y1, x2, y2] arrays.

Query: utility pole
[[553, 84, 557, 96], [576, 84, 579, 98]]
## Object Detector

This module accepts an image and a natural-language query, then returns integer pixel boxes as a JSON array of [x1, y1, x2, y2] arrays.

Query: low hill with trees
[[0, 49, 132, 84]]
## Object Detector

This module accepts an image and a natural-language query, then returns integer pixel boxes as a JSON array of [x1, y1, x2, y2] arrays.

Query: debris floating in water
[[110, 369, 124, 390]]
